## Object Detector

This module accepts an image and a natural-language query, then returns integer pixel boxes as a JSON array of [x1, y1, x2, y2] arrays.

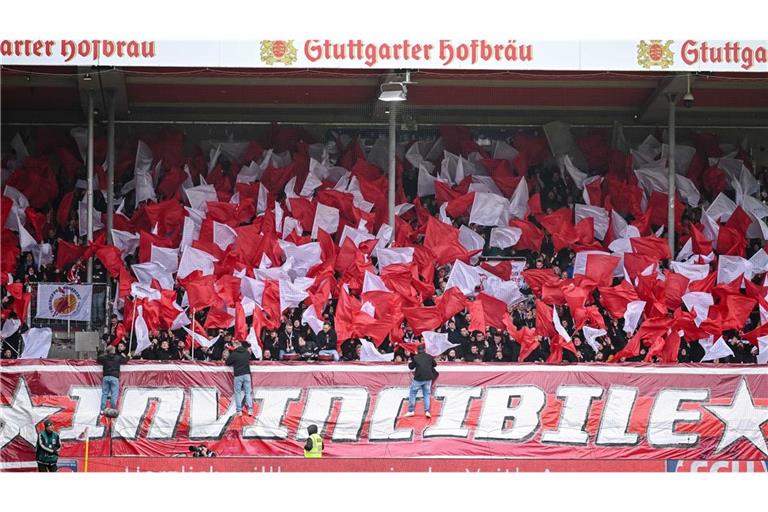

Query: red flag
[[57, 191, 75, 228], [716, 227, 746, 257], [584, 253, 620, 287], [436, 286, 466, 321], [630, 236, 672, 261], [690, 223, 713, 255], [597, 281, 640, 319], [180, 273, 219, 310], [423, 217, 472, 265], [55, 240, 87, 270], [95, 245, 124, 278], [522, 269, 560, 298], [204, 305, 234, 329], [24, 208, 47, 242], [509, 219, 544, 252], [261, 279, 281, 329], [534, 301, 556, 338], [445, 192, 475, 218], [402, 305, 443, 335], [664, 272, 690, 310]]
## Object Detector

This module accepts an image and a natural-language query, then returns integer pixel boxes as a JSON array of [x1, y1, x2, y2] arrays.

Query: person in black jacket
[[315, 322, 339, 361], [96, 345, 129, 414], [404, 344, 436, 418], [226, 340, 254, 416]]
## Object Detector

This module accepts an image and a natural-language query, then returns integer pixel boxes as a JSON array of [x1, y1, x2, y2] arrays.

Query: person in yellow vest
[[303, 424, 324, 458]]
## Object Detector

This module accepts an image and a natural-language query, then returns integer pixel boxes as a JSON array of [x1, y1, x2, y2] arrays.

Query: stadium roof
[[2, 66, 768, 128]]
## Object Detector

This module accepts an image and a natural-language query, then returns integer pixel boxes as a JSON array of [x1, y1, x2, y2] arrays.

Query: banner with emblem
[[35, 283, 93, 322]]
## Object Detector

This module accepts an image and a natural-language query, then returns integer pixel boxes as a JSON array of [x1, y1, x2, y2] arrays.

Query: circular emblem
[[48, 286, 83, 317]]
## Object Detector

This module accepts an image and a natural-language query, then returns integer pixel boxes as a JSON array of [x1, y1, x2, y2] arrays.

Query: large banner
[[35, 284, 92, 322], [1, 39, 767, 71], [1, 360, 768, 469]]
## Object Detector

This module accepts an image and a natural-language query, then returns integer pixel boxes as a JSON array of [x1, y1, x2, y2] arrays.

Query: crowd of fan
[[2, 125, 767, 365]]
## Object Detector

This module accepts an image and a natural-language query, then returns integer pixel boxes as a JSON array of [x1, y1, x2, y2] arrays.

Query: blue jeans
[[408, 379, 432, 413], [318, 349, 339, 361], [100, 376, 120, 411], [233, 374, 253, 414]]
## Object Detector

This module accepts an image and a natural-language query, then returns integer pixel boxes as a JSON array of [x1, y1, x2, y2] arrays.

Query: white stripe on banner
[[1, 363, 767, 376]]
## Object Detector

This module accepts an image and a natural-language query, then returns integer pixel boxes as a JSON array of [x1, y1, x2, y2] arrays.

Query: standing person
[[303, 424, 324, 458], [315, 322, 339, 361], [36, 419, 61, 472], [404, 344, 436, 418], [226, 340, 253, 416], [96, 345, 129, 415]]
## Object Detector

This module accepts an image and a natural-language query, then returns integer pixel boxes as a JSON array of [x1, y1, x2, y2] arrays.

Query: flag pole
[[190, 308, 196, 361], [128, 298, 138, 356], [83, 427, 90, 473]]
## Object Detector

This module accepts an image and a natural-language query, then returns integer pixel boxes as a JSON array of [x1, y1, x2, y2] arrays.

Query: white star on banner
[[704, 378, 768, 456], [0, 378, 62, 449]]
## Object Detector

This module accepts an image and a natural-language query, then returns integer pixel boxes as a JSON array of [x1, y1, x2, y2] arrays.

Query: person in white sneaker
[[404, 344, 436, 418]]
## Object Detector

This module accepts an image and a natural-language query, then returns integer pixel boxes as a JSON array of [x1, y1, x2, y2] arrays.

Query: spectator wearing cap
[[36, 419, 61, 472], [226, 340, 254, 416]]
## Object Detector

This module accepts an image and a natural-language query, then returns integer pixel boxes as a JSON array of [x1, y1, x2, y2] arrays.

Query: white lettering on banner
[[595, 386, 640, 446], [242, 388, 301, 440], [58, 386, 105, 440], [296, 388, 369, 441], [647, 389, 709, 447], [368, 388, 412, 442], [3, 375, 768, 457], [541, 385, 604, 445], [112, 388, 185, 440], [475, 386, 546, 441], [424, 386, 482, 439], [189, 388, 236, 439]]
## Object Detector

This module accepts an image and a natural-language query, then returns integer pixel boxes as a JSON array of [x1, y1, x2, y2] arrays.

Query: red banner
[[1, 360, 768, 468]]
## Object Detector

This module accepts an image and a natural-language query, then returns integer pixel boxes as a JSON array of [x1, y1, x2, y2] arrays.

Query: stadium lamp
[[379, 84, 407, 102]]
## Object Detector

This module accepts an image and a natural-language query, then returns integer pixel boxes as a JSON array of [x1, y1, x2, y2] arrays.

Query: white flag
[[0, 318, 21, 338], [552, 306, 572, 342], [717, 255, 753, 285], [182, 326, 220, 348], [177, 247, 219, 280], [311, 203, 340, 239], [422, 331, 458, 357], [134, 306, 151, 355], [131, 262, 175, 290], [150, 245, 179, 274], [699, 336, 734, 362], [112, 229, 140, 258], [757, 335, 768, 365], [246, 327, 263, 359], [134, 141, 157, 206], [508, 178, 529, 220], [623, 300, 646, 335], [212, 221, 238, 251], [469, 192, 510, 227], [458, 225, 485, 253], [363, 271, 391, 294], [359, 339, 394, 362], [489, 227, 522, 249], [20, 328, 52, 359], [682, 292, 714, 327], [302, 305, 324, 335], [582, 326, 606, 353]]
